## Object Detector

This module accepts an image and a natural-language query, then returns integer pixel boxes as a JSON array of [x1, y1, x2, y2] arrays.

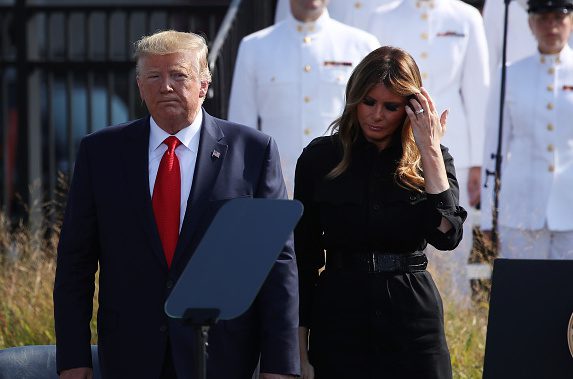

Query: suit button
[[547, 84, 554, 92], [547, 144, 554, 152], [304, 128, 311, 136], [422, 72, 429, 80], [159, 325, 167, 333], [166, 280, 174, 289], [421, 13, 428, 20], [547, 123, 554, 131], [547, 102, 554, 110], [548, 165, 555, 172], [304, 64, 311, 72], [296, 25, 303, 32], [540, 56, 546, 64], [304, 96, 311, 103], [409, 195, 417, 201], [548, 67, 555, 75], [303, 36, 311, 44], [373, 204, 380, 211], [355, 1, 362, 9], [420, 32, 428, 40], [420, 52, 428, 59]]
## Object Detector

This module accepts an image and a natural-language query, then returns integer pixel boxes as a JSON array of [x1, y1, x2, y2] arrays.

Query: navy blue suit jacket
[[54, 110, 300, 378]]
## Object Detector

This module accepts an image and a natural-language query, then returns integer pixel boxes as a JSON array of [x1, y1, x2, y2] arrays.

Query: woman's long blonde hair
[[328, 46, 425, 192]]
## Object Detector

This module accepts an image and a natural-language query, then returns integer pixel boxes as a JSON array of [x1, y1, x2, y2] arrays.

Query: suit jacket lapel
[[122, 117, 168, 270], [171, 111, 228, 270]]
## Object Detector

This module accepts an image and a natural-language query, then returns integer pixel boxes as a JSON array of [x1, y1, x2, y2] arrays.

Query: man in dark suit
[[53, 30, 300, 379]]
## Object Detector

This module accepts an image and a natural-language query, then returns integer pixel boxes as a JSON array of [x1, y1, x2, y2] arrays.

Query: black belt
[[326, 250, 427, 273]]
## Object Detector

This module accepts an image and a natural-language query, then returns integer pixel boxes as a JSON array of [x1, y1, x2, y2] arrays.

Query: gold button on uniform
[[304, 65, 311, 72], [548, 67, 555, 75], [420, 52, 428, 59], [416, 2, 421, 8], [421, 13, 428, 20], [547, 144, 554, 152], [296, 25, 303, 32], [421, 32, 429, 40], [540, 56, 546, 64], [304, 128, 311, 136], [304, 96, 311, 103], [355, 1, 362, 8], [303, 36, 311, 44], [547, 123, 554, 131], [548, 164, 555, 172], [547, 102, 554, 110], [422, 72, 429, 80], [547, 84, 554, 91]]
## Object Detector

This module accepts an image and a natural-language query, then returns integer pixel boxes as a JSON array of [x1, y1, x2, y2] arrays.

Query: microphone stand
[[484, 0, 512, 254]]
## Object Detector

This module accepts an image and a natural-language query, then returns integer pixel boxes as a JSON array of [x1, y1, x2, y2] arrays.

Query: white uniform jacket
[[274, 0, 402, 26], [482, 0, 573, 76], [228, 11, 379, 191], [328, 0, 403, 29], [367, 0, 490, 169], [481, 46, 573, 231]]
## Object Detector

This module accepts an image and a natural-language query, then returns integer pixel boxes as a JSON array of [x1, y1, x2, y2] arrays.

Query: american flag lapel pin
[[211, 149, 221, 159]]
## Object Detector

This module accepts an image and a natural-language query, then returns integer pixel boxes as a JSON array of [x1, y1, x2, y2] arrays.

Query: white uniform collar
[[285, 8, 330, 35], [149, 109, 202, 154], [537, 44, 573, 66], [407, 0, 442, 10]]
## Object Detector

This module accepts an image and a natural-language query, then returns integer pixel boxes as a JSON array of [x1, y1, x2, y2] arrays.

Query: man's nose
[[159, 76, 174, 92]]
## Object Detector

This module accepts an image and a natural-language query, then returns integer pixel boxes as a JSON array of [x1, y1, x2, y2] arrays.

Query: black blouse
[[293, 134, 467, 327]]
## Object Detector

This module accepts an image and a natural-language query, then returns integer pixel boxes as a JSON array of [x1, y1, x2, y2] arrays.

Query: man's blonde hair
[[134, 30, 211, 82]]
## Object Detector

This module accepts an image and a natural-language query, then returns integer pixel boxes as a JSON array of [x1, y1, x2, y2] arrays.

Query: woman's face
[[529, 12, 573, 54], [356, 83, 408, 150]]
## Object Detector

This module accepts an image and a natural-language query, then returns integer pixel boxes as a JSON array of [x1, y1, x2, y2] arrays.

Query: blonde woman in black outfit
[[294, 46, 467, 379]]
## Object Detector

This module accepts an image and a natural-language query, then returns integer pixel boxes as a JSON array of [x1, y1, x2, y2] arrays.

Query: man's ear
[[199, 81, 209, 98]]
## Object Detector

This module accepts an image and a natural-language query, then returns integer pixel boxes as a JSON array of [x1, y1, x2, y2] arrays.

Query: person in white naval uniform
[[482, 0, 573, 76], [229, 0, 379, 194], [275, 0, 403, 26], [367, 0, 490, 303], [481, 0, 573, 260]]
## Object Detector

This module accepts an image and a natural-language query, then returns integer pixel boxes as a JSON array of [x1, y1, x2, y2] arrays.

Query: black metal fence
[[0, 0, 275, 223]]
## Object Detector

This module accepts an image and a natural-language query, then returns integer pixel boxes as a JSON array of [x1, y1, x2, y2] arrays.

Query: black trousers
[[309, 269, 452, 379]]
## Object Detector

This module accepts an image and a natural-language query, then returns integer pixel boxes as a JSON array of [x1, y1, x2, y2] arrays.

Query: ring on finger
[[415, 108, 424, 115]]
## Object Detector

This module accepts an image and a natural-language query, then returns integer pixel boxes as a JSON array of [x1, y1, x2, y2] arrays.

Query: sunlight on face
[[357, 83, 408, 151], [136, 51, 208, 134]]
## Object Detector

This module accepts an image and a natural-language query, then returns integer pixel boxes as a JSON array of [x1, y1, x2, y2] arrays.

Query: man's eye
[[384, 104, 399, 111], [362, 98, 375, 106], [173, 73, 188, 80], [147, 74, 159, 79]]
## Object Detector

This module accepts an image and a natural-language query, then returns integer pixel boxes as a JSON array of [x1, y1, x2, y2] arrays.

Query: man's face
[[136, 51, 208, 134], [529, 11, 573, 54], [289, 0, 327, 22]]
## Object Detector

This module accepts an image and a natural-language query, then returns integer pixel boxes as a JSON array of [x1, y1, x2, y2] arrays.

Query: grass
[[0, 208, 490, 378]]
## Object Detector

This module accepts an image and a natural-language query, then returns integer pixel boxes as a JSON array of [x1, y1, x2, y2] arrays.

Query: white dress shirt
[[481, 46, 573, 231], [368, 0, 490, 169], [229, 10, 379, 192], [148, 111, 202, 229]]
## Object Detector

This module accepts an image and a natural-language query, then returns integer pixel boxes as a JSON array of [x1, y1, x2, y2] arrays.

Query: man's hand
[[260, 374, 296, 379], [60, 367, 93, 379], [468, 166, 481, 207]]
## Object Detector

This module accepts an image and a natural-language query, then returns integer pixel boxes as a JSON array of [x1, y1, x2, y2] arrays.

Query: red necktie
[[152, 136, 182, 268]]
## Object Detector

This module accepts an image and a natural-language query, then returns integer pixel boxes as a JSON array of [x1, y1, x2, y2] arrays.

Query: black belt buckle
[[369, 252, 401, 273]]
